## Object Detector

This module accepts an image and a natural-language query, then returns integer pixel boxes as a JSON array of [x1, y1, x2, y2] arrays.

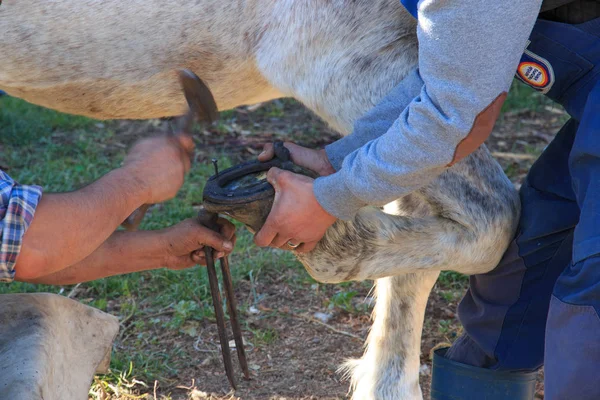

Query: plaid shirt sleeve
[[0, 170, 43, 283]]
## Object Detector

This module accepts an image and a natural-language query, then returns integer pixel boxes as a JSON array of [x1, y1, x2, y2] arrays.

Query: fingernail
[[224, 241, 233, 251]]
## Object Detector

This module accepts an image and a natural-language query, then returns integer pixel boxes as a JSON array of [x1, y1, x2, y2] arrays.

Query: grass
[[0, 96, 97, 146], [0, 95, 308, 396], [251, 328, 279, 346], [0, 78, 547, 397]]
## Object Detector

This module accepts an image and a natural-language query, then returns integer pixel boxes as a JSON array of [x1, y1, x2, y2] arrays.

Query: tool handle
[[121, 204, 150, 231], [220, 256, 251, 379], [204, 247, 237, 389]]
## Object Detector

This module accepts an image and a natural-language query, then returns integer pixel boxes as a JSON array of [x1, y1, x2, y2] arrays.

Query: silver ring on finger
[[287, 241, 300, 249]]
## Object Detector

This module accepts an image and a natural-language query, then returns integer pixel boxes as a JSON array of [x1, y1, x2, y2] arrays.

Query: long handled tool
[[197, 206, 250, 389], [120, 69, 250, 388]]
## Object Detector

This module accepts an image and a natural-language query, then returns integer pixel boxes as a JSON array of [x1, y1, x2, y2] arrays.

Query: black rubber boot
[[430, 348, 537, 400]]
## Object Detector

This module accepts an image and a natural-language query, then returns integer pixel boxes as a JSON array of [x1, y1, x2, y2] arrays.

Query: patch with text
[[516, 41, 555, 94]]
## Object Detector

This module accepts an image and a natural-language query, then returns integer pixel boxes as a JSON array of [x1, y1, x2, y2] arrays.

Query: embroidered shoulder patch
[[516, 41, 555, 94]]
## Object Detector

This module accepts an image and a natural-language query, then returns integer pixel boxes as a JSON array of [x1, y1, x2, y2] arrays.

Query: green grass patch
[[251, 327, 279, 346], [0, 96, 97, 146]]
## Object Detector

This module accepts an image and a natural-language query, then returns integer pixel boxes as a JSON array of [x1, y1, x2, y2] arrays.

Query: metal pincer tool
[[197, 192, 250, 390], [121, 70, 250, 389]]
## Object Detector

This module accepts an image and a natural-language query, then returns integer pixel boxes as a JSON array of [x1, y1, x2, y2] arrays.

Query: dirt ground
[[76, 98, 567, 400]]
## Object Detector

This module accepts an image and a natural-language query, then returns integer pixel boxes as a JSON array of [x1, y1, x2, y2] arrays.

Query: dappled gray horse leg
[[0, 293, 119, 400], [296, 147, 520, 400]]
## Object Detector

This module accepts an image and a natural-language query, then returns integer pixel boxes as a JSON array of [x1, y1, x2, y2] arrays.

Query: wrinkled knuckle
[[198, 231, 217, 247], [273, 168, 291, 183], [216, 237, 226, 251], [267, 168, 282, 185], [279, 171, 296, 186], [271, 216, 286, 228]]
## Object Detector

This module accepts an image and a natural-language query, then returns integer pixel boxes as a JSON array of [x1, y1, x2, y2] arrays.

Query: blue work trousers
[[446, 17, 600, 400]]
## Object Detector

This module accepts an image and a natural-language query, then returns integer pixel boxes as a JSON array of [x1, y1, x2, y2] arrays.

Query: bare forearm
[[27, 230, 165, 285], [25, 216, 237, 285], [15, 167, 148, 280]]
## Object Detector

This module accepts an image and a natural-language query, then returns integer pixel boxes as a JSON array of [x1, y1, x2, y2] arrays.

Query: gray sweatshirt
[[313, 0, 544, 220]]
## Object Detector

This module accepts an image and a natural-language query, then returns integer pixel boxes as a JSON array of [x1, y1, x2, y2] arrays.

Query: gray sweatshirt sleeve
[[324, 68, 425, 171], [313, 0, 543, 220]]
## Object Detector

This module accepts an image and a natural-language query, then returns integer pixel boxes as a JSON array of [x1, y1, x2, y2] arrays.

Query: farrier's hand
[[254, 168, 336, 253], [161, 217, 237, 270], [258, 142, 336, 177], [122, 133, 195, 204]]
